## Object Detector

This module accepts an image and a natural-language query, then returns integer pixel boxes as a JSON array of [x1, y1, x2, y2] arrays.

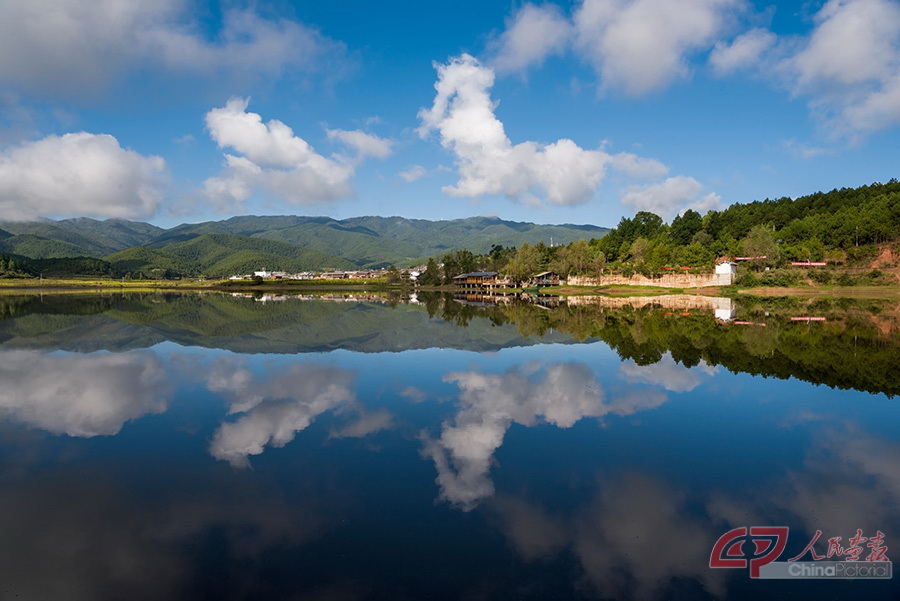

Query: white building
[[714, 261, 737, 275]]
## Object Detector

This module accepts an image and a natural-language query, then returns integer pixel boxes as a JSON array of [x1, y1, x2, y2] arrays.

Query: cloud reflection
[[0, 349, 168, 437], [489, 473, 727, 600], [620, 351, 717, 392], [423, 362, 668, 510], [207, 358, 391, 467]]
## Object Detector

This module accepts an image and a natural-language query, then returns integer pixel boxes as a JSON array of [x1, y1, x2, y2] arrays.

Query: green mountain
[[107, 233, 356, 277], [1, 215, 608, 276], [147, 215, 609, 268], [0, 234, 93, 259], [0, 218, 164, 257]]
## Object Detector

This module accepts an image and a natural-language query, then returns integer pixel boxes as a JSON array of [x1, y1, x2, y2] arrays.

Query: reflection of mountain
[[2, 292, 897, 396], [0, 292, 573, 354]]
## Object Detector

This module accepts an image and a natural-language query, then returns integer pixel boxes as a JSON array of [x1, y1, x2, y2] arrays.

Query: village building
[[530, 271, 560, 287], [452, 271, 501, 291], [714, 260, 737, 276]]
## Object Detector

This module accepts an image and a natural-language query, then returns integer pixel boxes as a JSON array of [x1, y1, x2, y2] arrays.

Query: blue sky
[[0, 0, 898, 229]]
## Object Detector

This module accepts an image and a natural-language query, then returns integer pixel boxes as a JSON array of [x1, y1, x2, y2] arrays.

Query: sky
[[0, 0, 898, 229]]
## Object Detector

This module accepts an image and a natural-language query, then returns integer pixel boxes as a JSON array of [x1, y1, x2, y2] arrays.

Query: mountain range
[[0, 215, 608, 277]]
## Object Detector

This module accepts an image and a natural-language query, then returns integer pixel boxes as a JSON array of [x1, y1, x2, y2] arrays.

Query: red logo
[[710, 526, 789, 578]]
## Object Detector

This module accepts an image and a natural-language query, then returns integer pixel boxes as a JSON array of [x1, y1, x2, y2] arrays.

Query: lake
[[0, 291, 897, 600]]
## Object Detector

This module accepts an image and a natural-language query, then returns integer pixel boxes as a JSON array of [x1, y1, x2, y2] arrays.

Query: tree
[[741, 224, 779, 271], [441, 249, 477, 284], [505, 242, 541, 285], [567, 239, 594, 275], [419, 258, 443, 286], [386, 265, 402, 284], [670, 209, 703, 245], [630, 237, 650, 264]]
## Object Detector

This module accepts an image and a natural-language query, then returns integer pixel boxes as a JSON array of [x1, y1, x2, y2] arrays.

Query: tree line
[[419, 179, 900, 284]]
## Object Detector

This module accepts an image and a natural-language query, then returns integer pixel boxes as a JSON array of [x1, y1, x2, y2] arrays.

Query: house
[[452, 272, 500, 291], [530, 271, 560, 287], [714, 260, 737, 275]]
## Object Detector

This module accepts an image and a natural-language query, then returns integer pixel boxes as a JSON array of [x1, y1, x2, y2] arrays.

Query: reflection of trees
[[494, 300, 900, 396]]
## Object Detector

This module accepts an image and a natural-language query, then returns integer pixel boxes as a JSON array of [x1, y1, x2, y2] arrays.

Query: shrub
[[759, 269, 802, 287], [735, 272, 759, 286], [836, 273, 855, 286], [808, 269, 833, 284]]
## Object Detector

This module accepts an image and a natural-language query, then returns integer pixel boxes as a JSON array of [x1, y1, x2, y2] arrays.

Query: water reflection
[[423, 362, 669, 510], [620, 351, 718, 392], [489, 473, 727, 600], [0, 349, 168, 436], [0, 292, 896, 600], [202, 357, 394, 467]]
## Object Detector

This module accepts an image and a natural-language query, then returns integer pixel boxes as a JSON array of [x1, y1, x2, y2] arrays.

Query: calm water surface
[[0, 291, 897, 600]]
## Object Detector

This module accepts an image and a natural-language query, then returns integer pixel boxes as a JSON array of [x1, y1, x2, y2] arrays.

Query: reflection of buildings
[[566, 294, 734, 320], [715, 304, 736, 322], [452, 292, 515, 306]]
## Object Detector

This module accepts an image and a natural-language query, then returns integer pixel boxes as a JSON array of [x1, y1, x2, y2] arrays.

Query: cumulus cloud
[[0, 0, 344, 100], [398, 165, 427, 183], [787, 0, 900, 135], [620, 352, 718, 392], [709, 27, 778, 74], [423, 362, 670, 510], [0, 132, 166, 221], [710, 0, 900, 137], [607, 151, 669, 180], [489, 3, 573, 73], [620, 175, 721, 219], [574, 0, 742, 95], [326, 128, 393, 161], [0, 350, 168, 437], [418, 54, 666, 206], [203, 98, 389, 211]]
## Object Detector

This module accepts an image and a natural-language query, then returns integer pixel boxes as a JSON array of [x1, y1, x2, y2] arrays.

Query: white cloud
[[398, 165, 428, 183], [0, 0, 344, 100], [0, 132, 166, 221], [620, 175, 721, 219], [0, 350, 168, 437], [607, 151, 669, 179], [326, 128, 393, 161], [203, 98, 388, 211], [786, 0, 900, 136], [489, 3, 573, 73], [574, 0, 742, 95], [709, 27, 778, 74], [418, 55, 667, 206], [711, 0, 900, 138]]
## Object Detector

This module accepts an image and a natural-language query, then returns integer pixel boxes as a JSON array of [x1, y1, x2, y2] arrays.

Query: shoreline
[[0, 278, 897, 299]]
